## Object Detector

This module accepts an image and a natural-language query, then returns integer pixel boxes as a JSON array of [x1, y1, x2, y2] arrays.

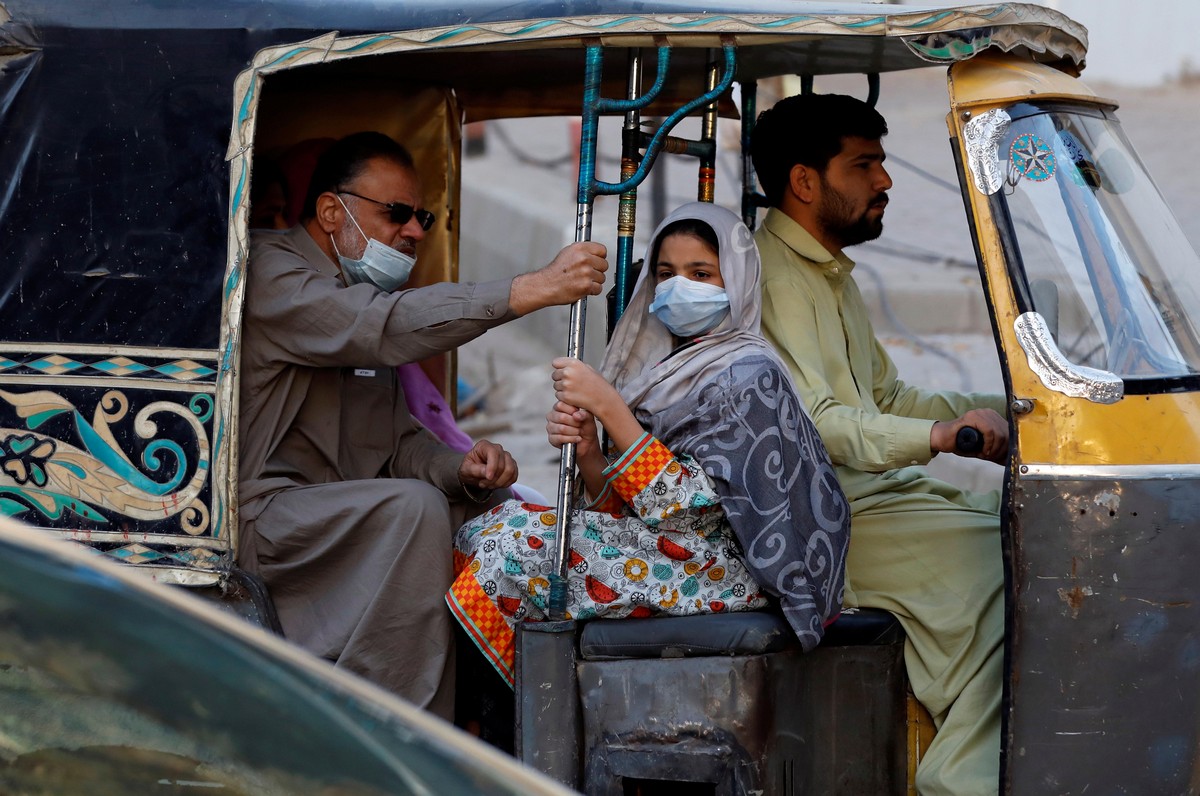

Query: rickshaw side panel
[[1007, 474, 1200, 794], [0, 377, 221, 574], [0, 25, 279, 575]]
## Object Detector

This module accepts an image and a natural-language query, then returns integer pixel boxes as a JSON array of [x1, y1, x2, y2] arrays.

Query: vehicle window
[[0, 541, 533, 795], [1000, 109, 1200, 381]]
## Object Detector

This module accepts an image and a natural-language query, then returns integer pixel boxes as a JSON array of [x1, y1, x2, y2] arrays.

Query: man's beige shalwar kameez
[[238, 226, 512, 718], [757, 209, 1007, 796]]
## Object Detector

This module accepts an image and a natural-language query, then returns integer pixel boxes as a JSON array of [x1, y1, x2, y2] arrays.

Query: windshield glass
[[999, 106, 1200, 383]]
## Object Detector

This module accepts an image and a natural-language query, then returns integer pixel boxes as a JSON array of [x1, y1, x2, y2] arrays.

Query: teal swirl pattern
[[0, 389, 212, 535]]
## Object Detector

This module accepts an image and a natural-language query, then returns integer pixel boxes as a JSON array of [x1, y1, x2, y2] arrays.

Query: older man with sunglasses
[[238, 131, 608, 718]]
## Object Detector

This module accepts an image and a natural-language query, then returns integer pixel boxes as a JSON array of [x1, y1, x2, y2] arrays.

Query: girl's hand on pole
[[546, 400, 601, 460], [551, 357, 645, 456], [551, 357, 621, 420]]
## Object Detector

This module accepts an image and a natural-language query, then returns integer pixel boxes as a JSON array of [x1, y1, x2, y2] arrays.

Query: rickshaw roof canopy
[[4, 1, 1087, 76], [3, 2, 1088, 121]]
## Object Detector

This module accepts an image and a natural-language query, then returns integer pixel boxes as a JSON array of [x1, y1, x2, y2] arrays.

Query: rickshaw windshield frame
[[991, 102, 1200, 395]]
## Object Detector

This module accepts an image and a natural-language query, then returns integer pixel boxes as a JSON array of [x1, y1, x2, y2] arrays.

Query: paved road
[[455, 67, 1200, 500]]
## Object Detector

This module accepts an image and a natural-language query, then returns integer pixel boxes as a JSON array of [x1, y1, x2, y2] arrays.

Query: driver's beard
[[817, 179, 884, 249]]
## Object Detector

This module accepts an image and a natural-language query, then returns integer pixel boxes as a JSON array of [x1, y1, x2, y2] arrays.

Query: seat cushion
[[577, 608, 903, 660], [579, 611, 794, 660]]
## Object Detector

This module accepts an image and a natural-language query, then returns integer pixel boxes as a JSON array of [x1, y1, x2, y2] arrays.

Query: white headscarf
[[600, 202, 788, 413]]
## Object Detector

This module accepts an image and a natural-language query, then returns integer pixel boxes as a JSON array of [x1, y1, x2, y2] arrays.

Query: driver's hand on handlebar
[[930, 408, 1008, 464], [458, 440, 519, 491], [508, 242, 608, 315]]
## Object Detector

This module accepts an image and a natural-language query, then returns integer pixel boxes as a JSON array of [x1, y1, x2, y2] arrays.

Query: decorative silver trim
[[1019, 463, 1200, 481], [146, 569, 222, 587], [964, 108, 1011, 195], [1014, 312, 1124, 404]]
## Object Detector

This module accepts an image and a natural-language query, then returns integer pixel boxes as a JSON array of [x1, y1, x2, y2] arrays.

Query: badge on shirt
[[354, 368, 376, 377]]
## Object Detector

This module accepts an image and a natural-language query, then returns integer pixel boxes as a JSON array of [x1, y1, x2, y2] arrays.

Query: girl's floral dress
[[447, 432, 768, 686]]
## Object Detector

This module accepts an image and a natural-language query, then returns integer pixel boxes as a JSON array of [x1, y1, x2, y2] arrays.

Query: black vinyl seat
[[578, 606, 903, 660]]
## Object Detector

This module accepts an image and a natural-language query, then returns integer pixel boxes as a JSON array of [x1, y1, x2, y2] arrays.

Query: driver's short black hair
[[750, 93, 888, 207], [301, 131, 415, 220]]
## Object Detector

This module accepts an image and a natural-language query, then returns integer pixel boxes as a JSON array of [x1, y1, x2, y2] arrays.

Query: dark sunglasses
[[337, 190, 436, 231]]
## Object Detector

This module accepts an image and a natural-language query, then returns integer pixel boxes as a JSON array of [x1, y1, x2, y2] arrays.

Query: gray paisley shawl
[[599, 202, 850, 649]]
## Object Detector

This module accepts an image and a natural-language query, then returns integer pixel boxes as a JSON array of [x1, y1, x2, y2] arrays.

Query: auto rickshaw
[[2, 1, 1198, 793]]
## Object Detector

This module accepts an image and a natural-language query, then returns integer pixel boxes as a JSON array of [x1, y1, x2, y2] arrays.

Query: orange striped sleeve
[[585, 482, 627, 514], [603, 433, 674, 504]]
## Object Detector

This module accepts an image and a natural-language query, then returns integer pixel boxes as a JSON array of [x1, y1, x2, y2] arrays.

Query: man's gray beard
[[335, 223, 417, 259], [333, 222, 367, 261]]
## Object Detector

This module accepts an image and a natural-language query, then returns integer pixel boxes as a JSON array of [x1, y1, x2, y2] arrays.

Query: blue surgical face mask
[[331, 196, 416, 292], [647, 275, 730, 338]]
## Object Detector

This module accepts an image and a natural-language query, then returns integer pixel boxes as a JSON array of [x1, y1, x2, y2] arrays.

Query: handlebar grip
[[955, 426, 983, 454]]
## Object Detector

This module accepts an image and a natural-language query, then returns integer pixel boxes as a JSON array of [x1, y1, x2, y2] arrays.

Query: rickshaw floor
[[454, 623, 515, 754]]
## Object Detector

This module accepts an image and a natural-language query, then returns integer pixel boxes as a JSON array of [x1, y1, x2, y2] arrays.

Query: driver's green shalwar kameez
[[757, 209, 1007, 796]]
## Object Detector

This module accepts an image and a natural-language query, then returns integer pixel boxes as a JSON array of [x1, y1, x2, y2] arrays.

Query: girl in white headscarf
[[447, 203, 849, 687]]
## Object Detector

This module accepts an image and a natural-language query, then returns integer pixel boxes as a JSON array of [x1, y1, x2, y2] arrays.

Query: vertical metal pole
[[697, 49, 719, 203], [612, 49, 644, 332], [549, 46, 604, 621], [522, 49, 605, 787], [741, 80, 759, 230]]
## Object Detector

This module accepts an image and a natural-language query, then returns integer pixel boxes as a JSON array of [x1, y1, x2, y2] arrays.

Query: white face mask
[[647, 275, 730, 338], [331, 195, 416, 292]]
